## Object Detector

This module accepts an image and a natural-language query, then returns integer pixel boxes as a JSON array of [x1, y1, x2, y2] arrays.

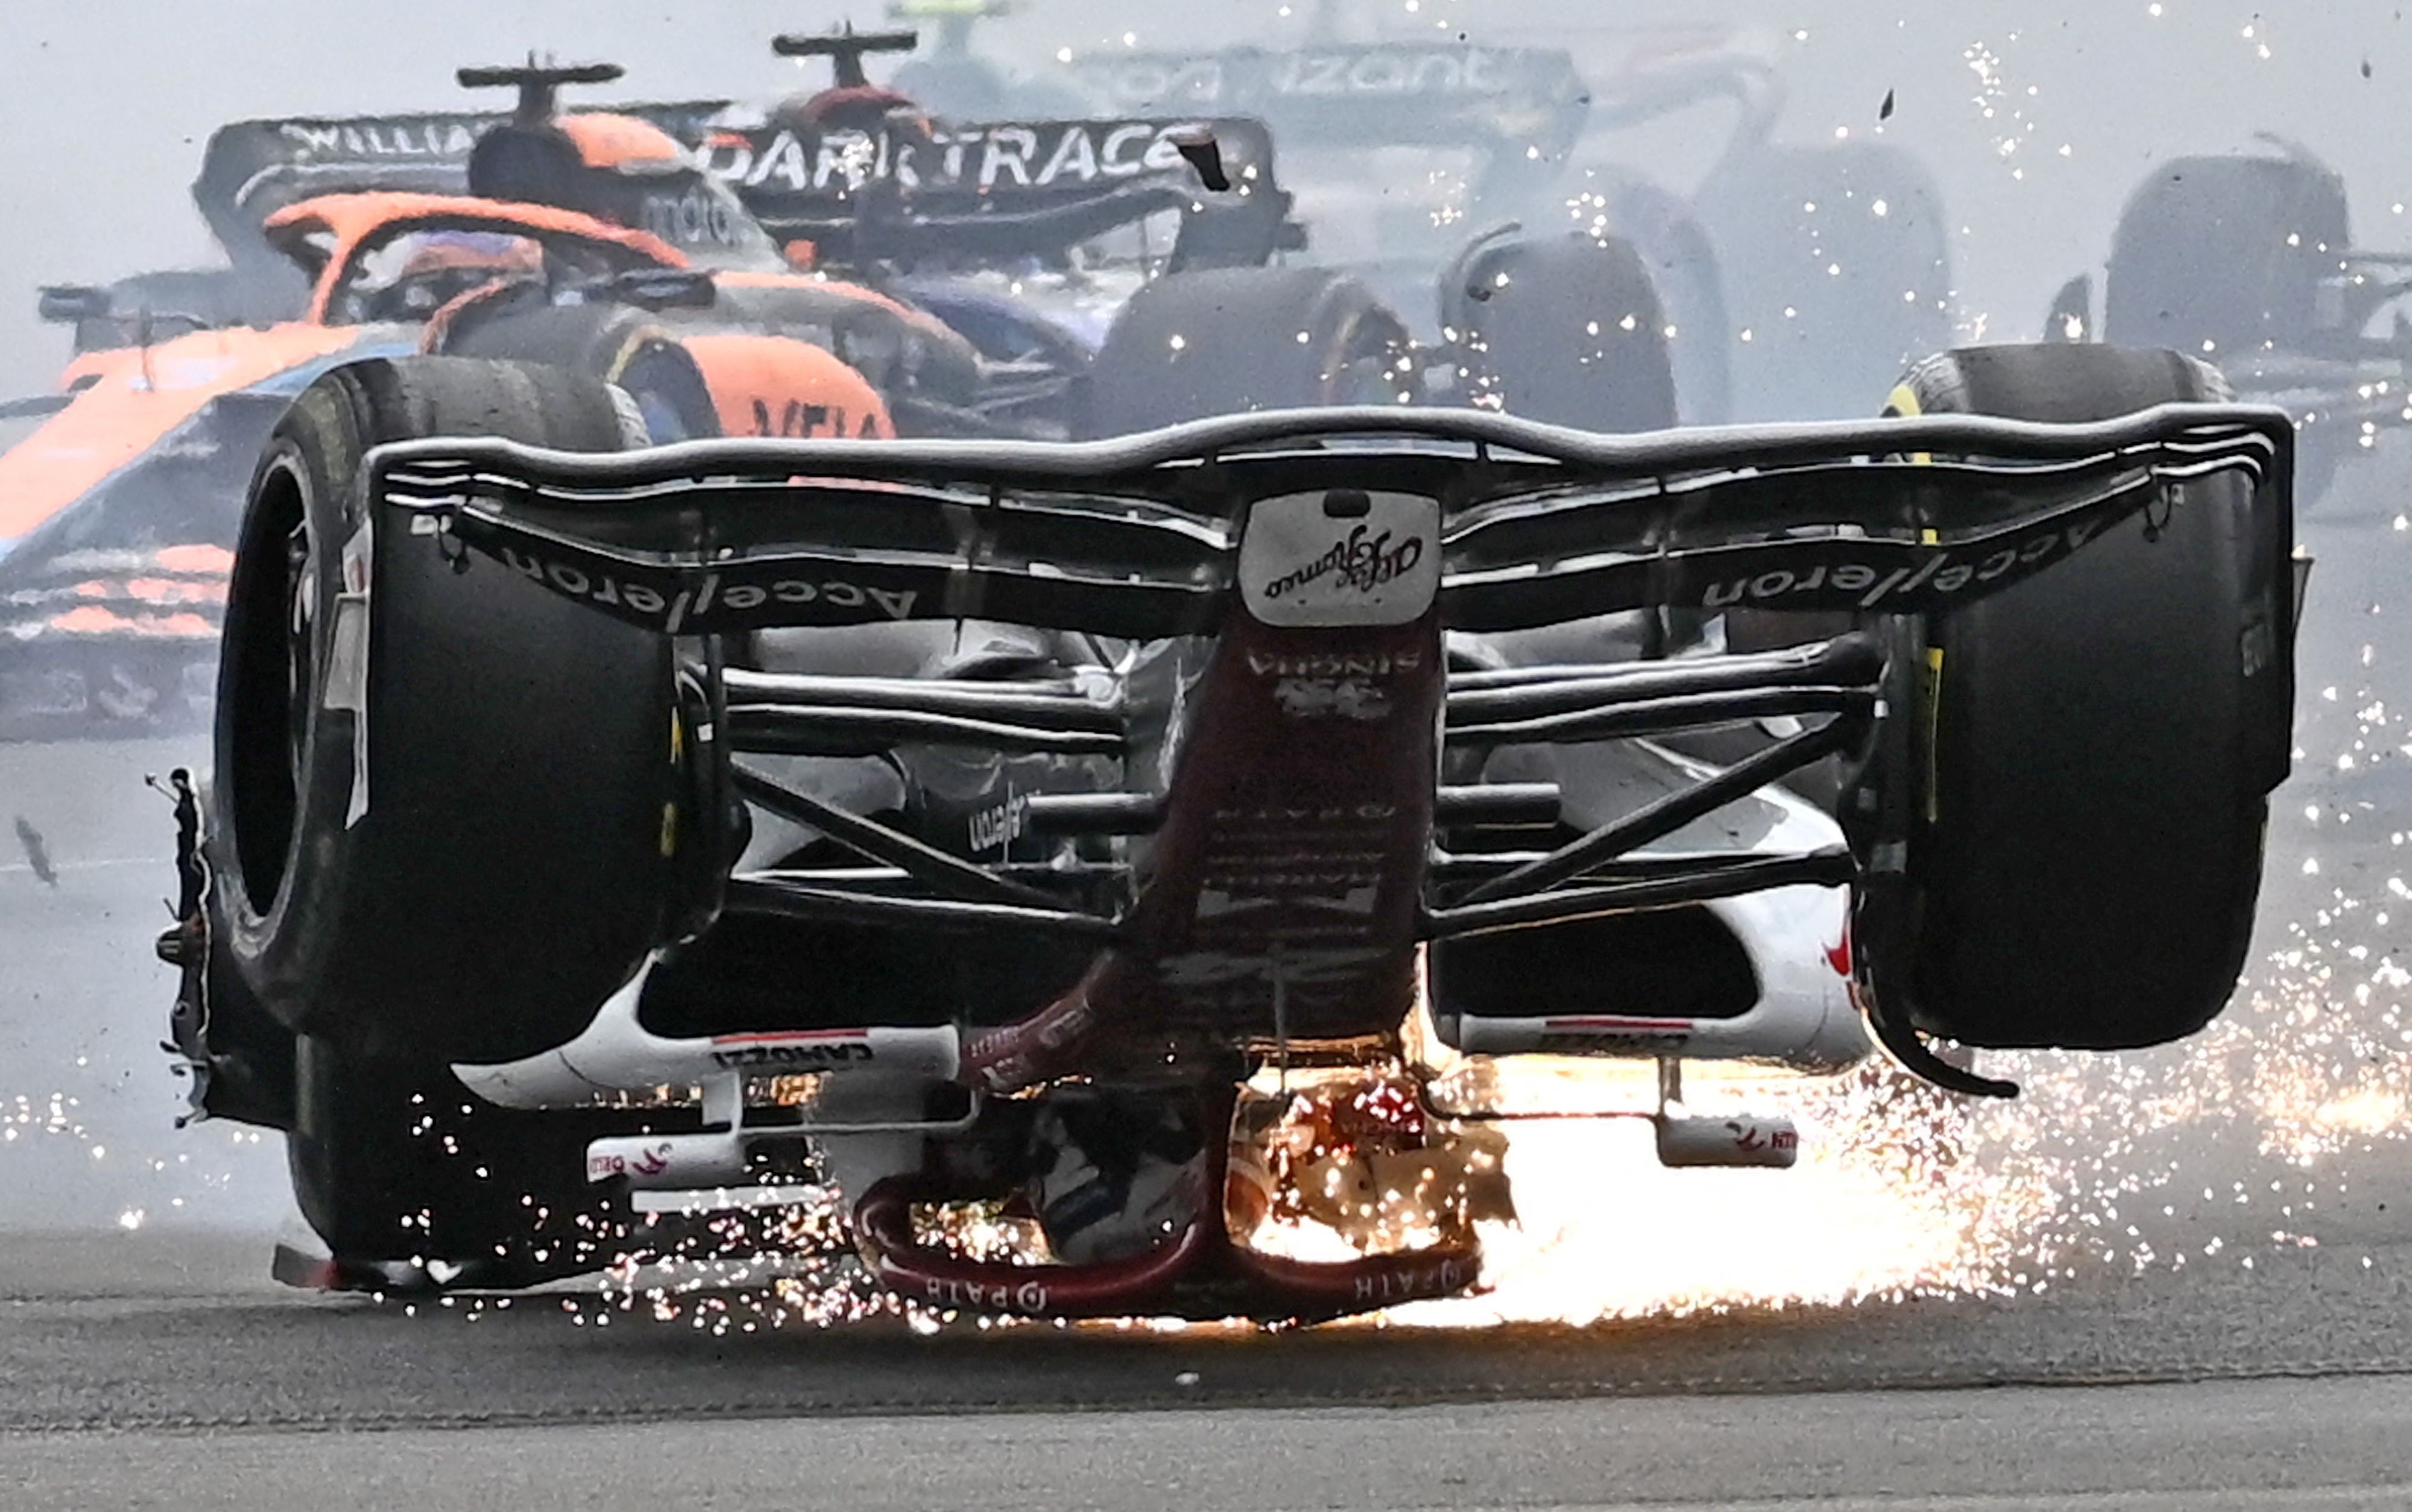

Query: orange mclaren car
[[0, 184, 963, 739]]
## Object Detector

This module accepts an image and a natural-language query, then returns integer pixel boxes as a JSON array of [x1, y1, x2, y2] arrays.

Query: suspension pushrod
[[731, 765, 1067, 910], [722, 876, 1119, 940], [1427, 848, 1857, 939], [1459, 718, 1858, 904]]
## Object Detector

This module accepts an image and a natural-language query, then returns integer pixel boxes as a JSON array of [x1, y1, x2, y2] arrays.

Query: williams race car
[[163, 340, 2296, 1318], [182, 30, 1331, 442]]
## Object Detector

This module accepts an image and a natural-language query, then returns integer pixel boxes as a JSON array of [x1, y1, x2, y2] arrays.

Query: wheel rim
[[617, 341, 719, 443], [283, 517, 315, 797], [224, 453, 314, 915], [1321, 309, 1416, 408]]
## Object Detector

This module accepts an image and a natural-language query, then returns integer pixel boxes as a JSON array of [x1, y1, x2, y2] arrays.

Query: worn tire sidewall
[[209, 358, 678, 1063], [1901, 344, 2278, 1048], [210, 376, 375, 1037], [1082, 267, 1409, 438]]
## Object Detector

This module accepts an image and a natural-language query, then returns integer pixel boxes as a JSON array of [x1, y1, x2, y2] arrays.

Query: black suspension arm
[[731, 764, 1070, 912], [1458, 717, 1861, 904]]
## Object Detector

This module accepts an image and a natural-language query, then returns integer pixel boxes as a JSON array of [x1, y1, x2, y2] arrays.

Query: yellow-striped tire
[[1879, 344, 2290, 1050]]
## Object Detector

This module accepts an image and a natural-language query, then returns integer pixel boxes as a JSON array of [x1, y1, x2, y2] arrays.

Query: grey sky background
[[3, 1, 2412, 398]]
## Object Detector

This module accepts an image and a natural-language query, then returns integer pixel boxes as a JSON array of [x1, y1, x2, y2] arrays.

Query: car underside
[[164, 355, 2299, 1320]]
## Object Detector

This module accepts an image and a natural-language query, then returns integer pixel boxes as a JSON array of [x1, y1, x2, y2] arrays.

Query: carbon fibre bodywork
[[379, 401, 2293, 1068], [372, 403, 2292, 651], [173, 385, 2297, 1317]]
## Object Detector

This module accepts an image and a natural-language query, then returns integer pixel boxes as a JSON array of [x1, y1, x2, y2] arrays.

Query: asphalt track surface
[[13, 467, 2412, 1506]]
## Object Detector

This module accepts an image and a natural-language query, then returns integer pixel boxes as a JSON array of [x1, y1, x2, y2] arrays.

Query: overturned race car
[[162, 341, 2297, 1321]]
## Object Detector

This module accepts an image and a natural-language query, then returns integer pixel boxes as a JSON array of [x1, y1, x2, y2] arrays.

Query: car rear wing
[[191, 104, 733, 268], [367, 402, 2294, 641], [1067, 42, 1590, 157], [697, 114, 1298, 268], [194, 106, 1297, 274]]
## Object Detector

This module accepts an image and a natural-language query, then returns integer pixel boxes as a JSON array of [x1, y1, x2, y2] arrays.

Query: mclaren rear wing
[[365, 402, 2294, 640]]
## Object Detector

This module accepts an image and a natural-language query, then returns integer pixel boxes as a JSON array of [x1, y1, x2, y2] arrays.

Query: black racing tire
[[1082, 266, 1413, 438], [284, 1035, 643, 1291], [1444, 230, 1679, 433], [185, 945, 301, 1131], [209, 356, 680, 1064], [1579, 172, 1735, 424], [1692, 142, 1953, 421], [2104, 153, 2350, 360], [1886, 344, 2292, 1050], [441, 302, 722, 443]]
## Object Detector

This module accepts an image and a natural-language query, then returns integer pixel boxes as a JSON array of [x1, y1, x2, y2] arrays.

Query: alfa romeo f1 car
[[162, 340, 2297, 1319]]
